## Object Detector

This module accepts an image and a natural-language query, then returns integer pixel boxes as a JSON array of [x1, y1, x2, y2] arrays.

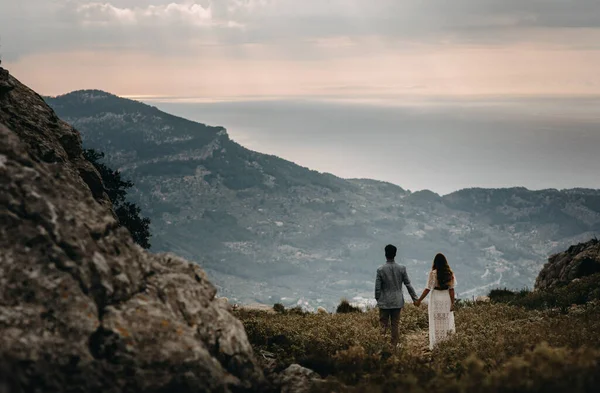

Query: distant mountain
[[46, 91, 600, 309]]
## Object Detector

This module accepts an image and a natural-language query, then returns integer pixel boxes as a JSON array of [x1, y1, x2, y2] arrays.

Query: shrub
[[453, 343, 600, 393], [489, 273, 600, 312], [84, 148, 151, 248], [454, 298, 474, 310], [273, 303, 286, 314], [488, 288, 517, 303], [288, 306, 307, 316], [336, 299, 362, 314]]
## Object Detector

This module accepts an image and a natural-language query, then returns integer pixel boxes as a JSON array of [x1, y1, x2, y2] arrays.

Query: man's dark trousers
[[379, 308, 401, 345]]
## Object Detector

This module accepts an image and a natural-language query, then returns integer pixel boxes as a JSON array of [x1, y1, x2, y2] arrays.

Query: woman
[[415, 253, 457, 350]]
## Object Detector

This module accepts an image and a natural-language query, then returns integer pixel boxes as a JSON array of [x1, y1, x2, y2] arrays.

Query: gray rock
[[535, 238, 600, 290], [276, 364, 322, 393], [0, 67, 265, 392], [0, 68, 14, 95]]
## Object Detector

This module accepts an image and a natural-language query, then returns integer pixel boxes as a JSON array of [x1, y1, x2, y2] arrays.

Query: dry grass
[[237, 291, 600, 392]]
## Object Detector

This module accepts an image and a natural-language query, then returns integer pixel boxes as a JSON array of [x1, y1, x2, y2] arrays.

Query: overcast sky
[[1, 1, 599, 192], [3, 0, 600, 98]]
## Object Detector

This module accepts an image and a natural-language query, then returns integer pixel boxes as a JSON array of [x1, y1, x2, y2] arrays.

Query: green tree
[[84, 149, 151, 249]]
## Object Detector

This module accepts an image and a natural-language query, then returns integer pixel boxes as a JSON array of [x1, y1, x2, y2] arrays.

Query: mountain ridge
[[45, 90, 600, 197], [45, 89, 600, 309]]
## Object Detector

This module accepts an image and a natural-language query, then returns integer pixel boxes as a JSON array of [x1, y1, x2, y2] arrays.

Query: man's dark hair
[[385, 244, 397, 260]]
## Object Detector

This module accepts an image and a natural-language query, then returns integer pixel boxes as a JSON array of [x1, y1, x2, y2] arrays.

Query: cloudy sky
[[1, 1, 599, 193], [3, 0, 600, 98]]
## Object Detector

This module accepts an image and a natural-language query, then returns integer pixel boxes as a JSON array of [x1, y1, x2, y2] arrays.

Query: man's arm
[[415, 288, 430, 307], [375, 269, 382, 301], [402, 267, 418, 302]]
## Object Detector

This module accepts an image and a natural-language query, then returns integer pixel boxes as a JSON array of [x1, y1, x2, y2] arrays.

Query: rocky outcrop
[[0, 67, 111, 212], [535, 238, 600, 290], [0, 68, 14, 95], [0, 67, 265, 392], [275, 364, 323, 393]]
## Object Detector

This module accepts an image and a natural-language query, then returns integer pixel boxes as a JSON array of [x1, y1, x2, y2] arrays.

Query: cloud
[[3, 1, 600, 57], [0, 1, 250, 61], [2, 0, 600, 69], [3, 1, 600, 101], [75, 3, 138, 25], [74, 2, 219, 27]]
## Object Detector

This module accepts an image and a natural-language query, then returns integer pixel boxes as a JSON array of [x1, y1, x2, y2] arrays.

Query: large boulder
[[535, 239, 600, 290], [0, 67, 265, 392], [275, 364, 323, 393]]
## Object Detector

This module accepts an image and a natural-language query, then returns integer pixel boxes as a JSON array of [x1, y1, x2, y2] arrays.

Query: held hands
[[413, 300, 453, 310]]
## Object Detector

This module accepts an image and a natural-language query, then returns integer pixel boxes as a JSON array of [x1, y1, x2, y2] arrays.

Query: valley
[[46, 91, 600, 310]]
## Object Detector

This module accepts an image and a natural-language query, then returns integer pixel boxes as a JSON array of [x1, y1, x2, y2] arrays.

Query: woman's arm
[[414, 288, 430, 306], [416, 270, 436, 306], [449, 288, 455, 311]]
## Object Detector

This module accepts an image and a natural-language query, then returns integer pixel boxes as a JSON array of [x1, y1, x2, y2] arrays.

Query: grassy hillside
[[237, 275, 600, 392]]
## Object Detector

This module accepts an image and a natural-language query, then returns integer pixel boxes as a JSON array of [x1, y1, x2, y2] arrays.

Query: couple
[[375, 244, 456, 350]]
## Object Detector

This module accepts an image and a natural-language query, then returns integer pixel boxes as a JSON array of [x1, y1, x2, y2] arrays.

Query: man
[[375, 244, 418, 346]]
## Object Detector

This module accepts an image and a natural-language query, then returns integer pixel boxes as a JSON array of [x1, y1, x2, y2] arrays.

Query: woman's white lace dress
[[427, 270, 456, 350]]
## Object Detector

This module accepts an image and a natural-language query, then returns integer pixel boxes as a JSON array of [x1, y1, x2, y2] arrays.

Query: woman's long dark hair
[[432, 253, 453, 289]]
